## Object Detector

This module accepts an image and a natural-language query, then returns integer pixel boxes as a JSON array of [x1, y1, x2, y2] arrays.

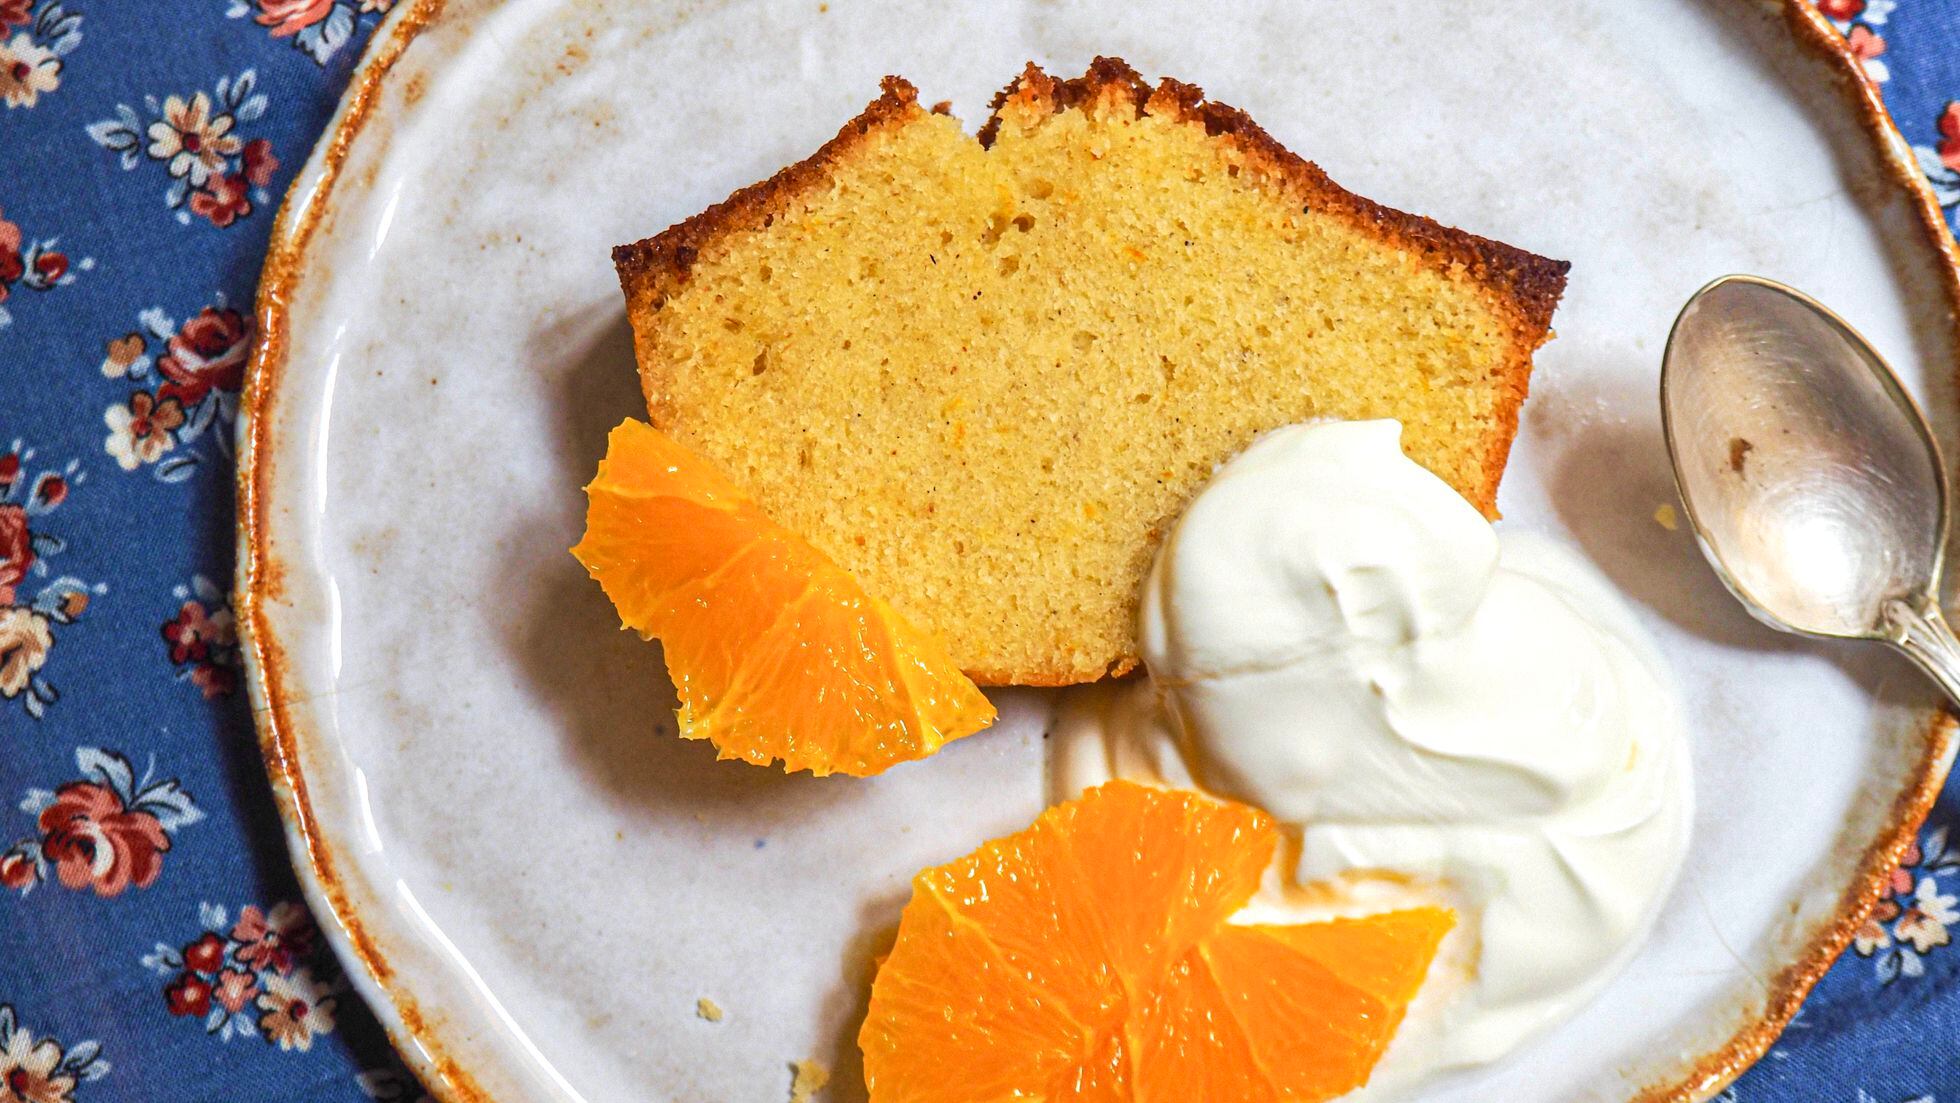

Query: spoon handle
[[1885, 597, 1960, 709]]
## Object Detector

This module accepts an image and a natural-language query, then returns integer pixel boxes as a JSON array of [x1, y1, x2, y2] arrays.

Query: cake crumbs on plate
[[695, 997, 723, 1022], [1653, 503, 1679, 531], [788, 1058, 829, 1102]]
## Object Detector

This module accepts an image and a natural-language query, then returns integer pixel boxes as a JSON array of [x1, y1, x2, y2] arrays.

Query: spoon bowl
[[1662, 275, 1960, 702]]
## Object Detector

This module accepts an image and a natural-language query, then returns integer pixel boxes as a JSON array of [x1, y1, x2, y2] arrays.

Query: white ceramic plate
[[237, 2, 1960, 1101]]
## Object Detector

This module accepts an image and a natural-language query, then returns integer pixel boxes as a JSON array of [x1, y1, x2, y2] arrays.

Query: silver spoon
[[1661, 274, 1960, 705]]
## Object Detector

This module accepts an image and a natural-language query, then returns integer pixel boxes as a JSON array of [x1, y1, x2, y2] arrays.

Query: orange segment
[[1190, 918, 1449, 1101], [571, 419, 996, 776], [1246, 910, 1457, 1007], [1130, 949, 1279, 1103], [861, 781, 1453, 1103]]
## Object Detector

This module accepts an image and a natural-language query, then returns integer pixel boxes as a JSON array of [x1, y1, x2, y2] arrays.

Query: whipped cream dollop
[[1053, 419, 1692, 1088]]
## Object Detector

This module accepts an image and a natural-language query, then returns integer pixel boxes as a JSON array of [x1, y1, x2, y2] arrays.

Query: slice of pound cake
[[613, 58, 1569, 686]]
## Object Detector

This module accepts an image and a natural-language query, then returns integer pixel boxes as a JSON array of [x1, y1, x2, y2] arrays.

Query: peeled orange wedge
[[571, 419, 996, 776], [861, 780, 1453, 1102]]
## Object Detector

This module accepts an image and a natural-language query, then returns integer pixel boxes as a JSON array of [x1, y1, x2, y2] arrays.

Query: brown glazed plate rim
[[234, 3, 1960, 1101]]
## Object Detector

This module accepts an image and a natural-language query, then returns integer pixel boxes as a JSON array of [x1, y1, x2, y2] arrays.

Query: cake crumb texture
[[615, 58, 1568, 685], [789, 1058, 830, 1103]]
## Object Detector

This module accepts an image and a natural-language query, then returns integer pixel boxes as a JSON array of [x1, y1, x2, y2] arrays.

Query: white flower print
[[255, 968, 337, 1051], [1894, 876, 1958, 954], [143, 92, 241, 186], [0, 32, 59, 108]]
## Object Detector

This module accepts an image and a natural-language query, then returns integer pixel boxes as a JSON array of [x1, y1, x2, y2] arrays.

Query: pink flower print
[[163, 600, 233, 665], [0, 503, 31, 606], [156, 306, 248, 406], [231, 902, 315, 975], [36, 782, 169, 896], [0, 847, 34, 891], [213, 969, 259, 1015], [252, 0, 333, 37], [1845, 24, 1887, 81]]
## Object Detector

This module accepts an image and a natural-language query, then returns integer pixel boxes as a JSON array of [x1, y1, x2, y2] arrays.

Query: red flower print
[[0, 0, 31, 27], [189, 173, 252, 228], [243, 138, 278, 188], [231, 902, 316, 975], [190, 662, 237, 699], [0, 504, 31, 606], [37, 782, 170, 896], [163, 600, 228, 664], [0, 239, 20, 292], [1816, 0, 1865, 18], [214, 968, 259, 1014], [29, 251, 63, 283], [165, 579, 240, 698], [157, 306, 249, 406], [183, 932, 227, 973], [0, 451, 17, 489], [30, 473, 63, 509], [253, 0, 334, 37], [1939, 102, 1960, 174], [0, 847, 33, 890], [165, 971, 212, 1017]]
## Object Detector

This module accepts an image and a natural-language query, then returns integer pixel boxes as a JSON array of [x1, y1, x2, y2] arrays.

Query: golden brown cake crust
[[977, 58, 1567, 327], [614, 58, 1567, 519], [979, 57, 1566, 516], [612, 76, 929, 423]]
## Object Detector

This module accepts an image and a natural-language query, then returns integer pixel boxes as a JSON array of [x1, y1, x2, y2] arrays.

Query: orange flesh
[[571, 419, 996, 776], [861, 781, 1453, 1102]]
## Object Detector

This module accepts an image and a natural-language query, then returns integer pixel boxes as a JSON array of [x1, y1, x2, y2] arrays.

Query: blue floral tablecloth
[[1, 2, 1958, 1101]]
